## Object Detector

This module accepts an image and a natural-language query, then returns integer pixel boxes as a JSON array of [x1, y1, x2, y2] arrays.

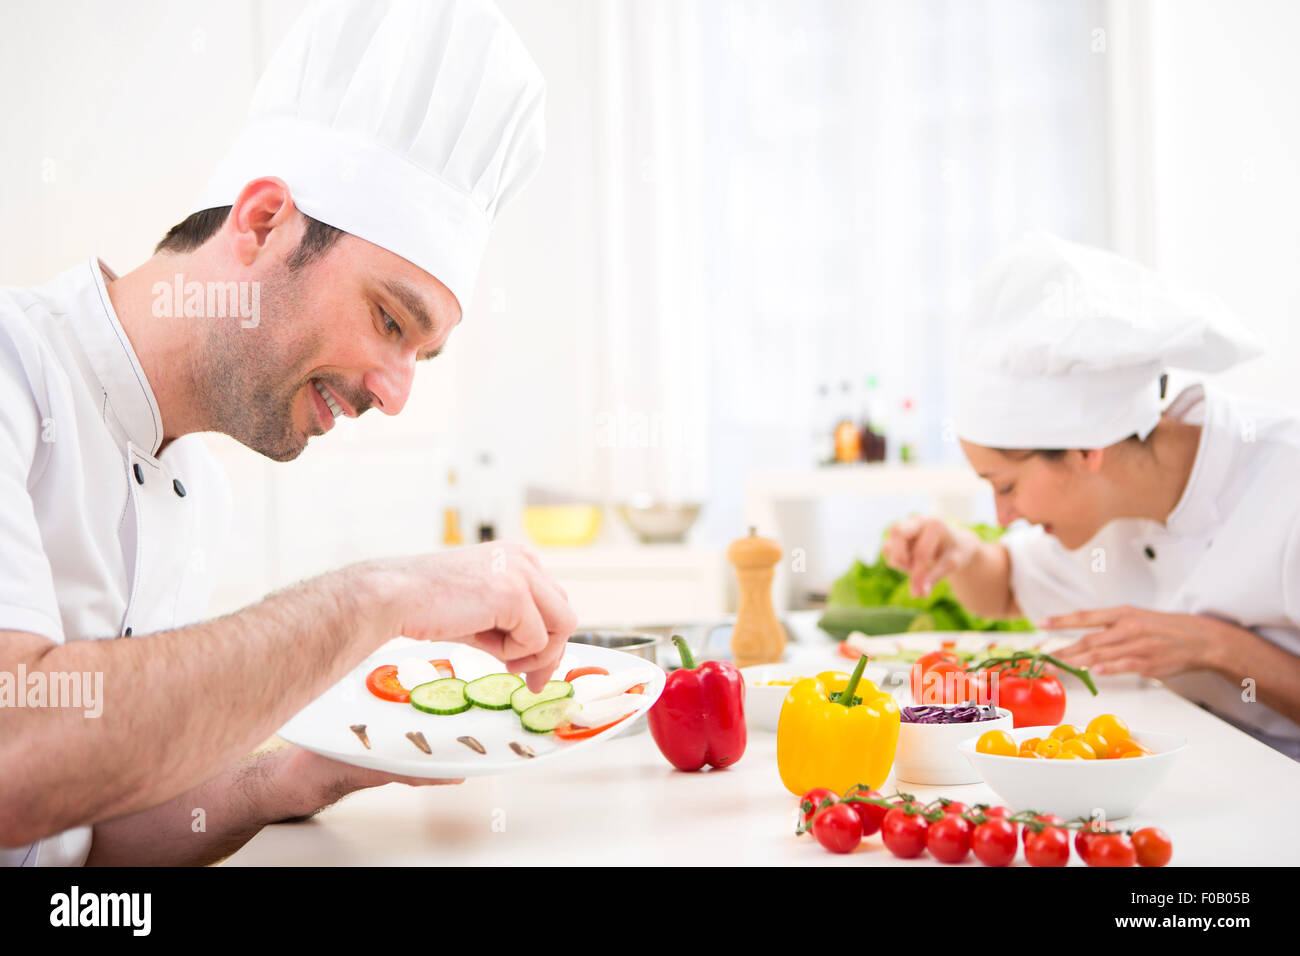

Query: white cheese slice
[[396, 658, 439, 691], [571, 667, 657, 703], [568, 693, 643, 728]]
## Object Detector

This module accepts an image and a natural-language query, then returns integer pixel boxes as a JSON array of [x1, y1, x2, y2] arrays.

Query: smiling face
[[196, 191, 461, 462], [959, 440, 1110, 549]]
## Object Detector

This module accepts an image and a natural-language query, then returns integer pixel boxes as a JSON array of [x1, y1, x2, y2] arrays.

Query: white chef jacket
[[0, 259, 232, 866], [1002, 383, 1300, 757]]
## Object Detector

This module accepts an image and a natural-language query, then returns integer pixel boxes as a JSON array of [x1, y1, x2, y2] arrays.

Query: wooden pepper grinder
[[728, 526, 785, 668]]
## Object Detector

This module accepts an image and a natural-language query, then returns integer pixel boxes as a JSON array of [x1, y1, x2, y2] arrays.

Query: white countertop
[[225, 631, 1300, 866]]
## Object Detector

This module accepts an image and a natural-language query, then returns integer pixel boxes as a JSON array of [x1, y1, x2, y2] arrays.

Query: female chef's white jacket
[[1003, 383, 1300, 758], [0, 259, 231, 865]]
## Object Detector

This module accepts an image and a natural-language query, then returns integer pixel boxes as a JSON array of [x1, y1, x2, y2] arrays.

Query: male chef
[[0, 0, 576, 866]]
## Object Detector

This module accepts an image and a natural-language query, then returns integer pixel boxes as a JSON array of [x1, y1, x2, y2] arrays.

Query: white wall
[[1144, 0, 1300, 404], [5, 1, 1298, 617]]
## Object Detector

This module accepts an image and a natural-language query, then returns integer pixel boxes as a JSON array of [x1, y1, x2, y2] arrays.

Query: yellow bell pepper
[[777, 654, 900, 796]]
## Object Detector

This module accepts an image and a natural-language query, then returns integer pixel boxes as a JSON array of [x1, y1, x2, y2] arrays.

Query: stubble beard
[[198, 270, 322, 462]]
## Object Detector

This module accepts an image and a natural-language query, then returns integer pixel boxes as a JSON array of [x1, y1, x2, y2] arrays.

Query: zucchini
[[510, 680, 573, 714], [409, 678, 471, 715], [519, 698, 578, 734], [817, 605, 921, 640], [465, 673, 525, 710]]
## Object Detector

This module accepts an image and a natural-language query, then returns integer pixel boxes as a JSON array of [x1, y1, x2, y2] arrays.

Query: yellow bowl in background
[[523, 505, 602, 547]]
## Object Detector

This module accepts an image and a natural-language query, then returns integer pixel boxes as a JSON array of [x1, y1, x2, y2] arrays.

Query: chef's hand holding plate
[[278, 748, 466, 809], [379, 540, 578, 693], [1042, 606, 1228, 678], [883, 516, 981, 597]]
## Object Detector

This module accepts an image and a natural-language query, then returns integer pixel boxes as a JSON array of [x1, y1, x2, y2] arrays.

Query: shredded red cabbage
[[901, 704, 1000, 724]]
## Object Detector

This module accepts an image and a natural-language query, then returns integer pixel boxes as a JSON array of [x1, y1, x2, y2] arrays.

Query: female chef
[[885, 233, 1300, 759]]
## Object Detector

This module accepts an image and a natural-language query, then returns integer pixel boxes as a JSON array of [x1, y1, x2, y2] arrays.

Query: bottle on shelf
[[860, 374, 887, 463], [475, 451, 497, 543], [833, 379, 862, 463], [898, 397, 919, 464], [441, 468, 463, 546], [813, 383, 835, 466]]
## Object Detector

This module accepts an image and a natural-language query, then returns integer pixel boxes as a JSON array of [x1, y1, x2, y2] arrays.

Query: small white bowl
[[895, 708, 1013, 785], [740, 662, 888, 732], [959, 726, 1189, 820]]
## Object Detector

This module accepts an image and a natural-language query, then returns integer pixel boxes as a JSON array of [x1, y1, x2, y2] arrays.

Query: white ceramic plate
[[278, 638, 665, 778]]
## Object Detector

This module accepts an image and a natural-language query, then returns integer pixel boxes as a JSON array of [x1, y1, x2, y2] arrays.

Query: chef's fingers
[[524, 564, 579, 642], [1038, 606, 1131, 630], [882, 516, 923, 570], [1054, 628, 1153, 669], [499, 596, 550, 665], [507, 635, 571, 693], [1050, 624, 1137, 662], [909, 521, 947, 596]]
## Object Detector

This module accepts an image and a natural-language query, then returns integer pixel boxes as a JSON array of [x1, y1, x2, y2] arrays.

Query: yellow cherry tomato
[[1119, 749, 1148, 758], [1021, 751, 1045, 759], [1105, 736, 1137, 759], [1019, 736, 1043, 755], [1049, 724, 1083, 741], [1052, 750, 1083, 759], [1086, 714, 1130, 745], [976, 730, 1018, 757], [1077, 731, 1109, 758], [1036, 737, 1063, 757], [1061, 738, 1097, 759]]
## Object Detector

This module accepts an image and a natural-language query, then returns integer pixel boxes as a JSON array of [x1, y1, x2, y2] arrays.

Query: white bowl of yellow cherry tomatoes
[[958, 713, 1188, 820]]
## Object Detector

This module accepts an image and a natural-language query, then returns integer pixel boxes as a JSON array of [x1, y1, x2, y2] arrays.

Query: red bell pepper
[[647, 636, 746, 771]]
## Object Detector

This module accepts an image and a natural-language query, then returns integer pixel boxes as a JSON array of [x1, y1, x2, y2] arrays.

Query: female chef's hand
[[882, 516, 981, 597], [376, 540, 578, 693], [1041, 605, 1229, 678]]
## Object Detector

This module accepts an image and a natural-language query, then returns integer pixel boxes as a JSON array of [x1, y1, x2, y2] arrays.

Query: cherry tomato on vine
[[926, 814, 972, 863], [1132, 827, 1173, 867], [842, 786, 888, 837], [881, 807, 929, 859], [971, 818, 1018, 867], [1087, 832, 1137, 867], [811, 803, 863, 854], [1024, 826, 1071, 867], [987, 665, 1067, 727], [1021, 813, 1065, 847], [798, 788, 838, 830]]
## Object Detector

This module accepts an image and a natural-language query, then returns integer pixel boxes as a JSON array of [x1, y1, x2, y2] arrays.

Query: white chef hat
[[192, 0, 545, 311], [953, 232, 1264, 449]]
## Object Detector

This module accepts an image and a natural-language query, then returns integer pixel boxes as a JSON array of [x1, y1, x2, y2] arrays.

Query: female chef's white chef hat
[[192, 0, 545, 311], [953, 233, 1263, 449]]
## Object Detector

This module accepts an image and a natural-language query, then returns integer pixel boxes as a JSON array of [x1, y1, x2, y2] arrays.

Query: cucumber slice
[[465, 673, 525, 710], [510, 680, 573, 714], [410, 678, 471, 715], [520, 697, 579, 734]]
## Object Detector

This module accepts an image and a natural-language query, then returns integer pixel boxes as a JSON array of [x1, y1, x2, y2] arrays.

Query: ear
[[225, 177, 298, 267], [1077, 447, 1107, 473]]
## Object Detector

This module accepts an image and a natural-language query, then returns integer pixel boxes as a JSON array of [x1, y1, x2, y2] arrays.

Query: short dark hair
[[154, 205, 345, 270]]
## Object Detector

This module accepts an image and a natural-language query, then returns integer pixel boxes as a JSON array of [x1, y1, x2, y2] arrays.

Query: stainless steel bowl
[[567, 630, 661, 661], [616, 499, 702, 543]]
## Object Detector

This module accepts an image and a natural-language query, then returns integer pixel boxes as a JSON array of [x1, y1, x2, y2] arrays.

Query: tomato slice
[[366, 660, 456, 702], [564, 666, 609, 682], [366, 664, 409, 703], [553, 713, 632, 740], [626, 684, 645, 695]]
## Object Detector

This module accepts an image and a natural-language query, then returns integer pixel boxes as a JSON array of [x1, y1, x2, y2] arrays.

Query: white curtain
[[586, 0, 1113, 541]]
